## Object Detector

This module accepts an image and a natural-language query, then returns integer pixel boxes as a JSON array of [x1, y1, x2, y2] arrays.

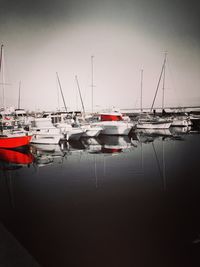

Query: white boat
[[135, 57, 172, 130], [136, 115, 172, 129], [43, 112, 85, 141], [93, 111, 133, 135], [30, 118, 62, 144]]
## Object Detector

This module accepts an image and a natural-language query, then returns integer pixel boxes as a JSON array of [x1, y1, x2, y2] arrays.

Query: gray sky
[[0, 0, 200, 111]]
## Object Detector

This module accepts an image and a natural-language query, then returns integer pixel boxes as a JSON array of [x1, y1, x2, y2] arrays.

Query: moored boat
[[93, 111, 133, 135], [30, 118, 62, 144], [0, 131, 32, 149], [136, 115, 172, 129]]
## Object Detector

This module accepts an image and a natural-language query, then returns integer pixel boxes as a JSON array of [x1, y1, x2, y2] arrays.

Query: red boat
[[0, 133, 32, 149]]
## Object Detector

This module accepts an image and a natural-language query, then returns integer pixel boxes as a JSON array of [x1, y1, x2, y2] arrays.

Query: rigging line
[[150, 52, 167, 112], [56, 72, 68, 113], [56, 76, 60, 111], [75, 75, 85, 117]]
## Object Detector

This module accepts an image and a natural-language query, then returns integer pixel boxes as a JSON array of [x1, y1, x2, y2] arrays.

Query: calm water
[[1, 128, 200, 267]]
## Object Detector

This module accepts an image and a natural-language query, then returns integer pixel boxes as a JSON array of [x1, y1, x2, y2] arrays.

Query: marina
[[1, 43, 200, 266], [1, 0, 200, 265], [1, 44, 200, 265]]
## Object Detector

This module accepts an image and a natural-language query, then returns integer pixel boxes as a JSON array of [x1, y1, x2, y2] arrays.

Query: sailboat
[[136, 56, 172, 130], [0, 44, 32, 148], [53, 73, 85, 141], [151, 52, 191, 128], [75, 75, 102, 137]]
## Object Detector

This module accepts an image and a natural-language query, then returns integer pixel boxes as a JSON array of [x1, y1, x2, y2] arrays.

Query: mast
[[91, 55, 94, 114], [150, 52, 167, 113], [161, 53, 167, 112], [56, 76, 60, 111], [75, 75, 85, 117], [56, 72, 68, 113], [140, 69, 143, 113], [0, 44, 5, 109], [0, 44, 3, 73], [18, 81, 21, 109]]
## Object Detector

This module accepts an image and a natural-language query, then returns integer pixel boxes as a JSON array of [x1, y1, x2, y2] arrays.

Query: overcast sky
[[0, 0, 200, 112]]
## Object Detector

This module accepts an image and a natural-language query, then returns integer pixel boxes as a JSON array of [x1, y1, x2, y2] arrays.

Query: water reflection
[[1, 128, 200, 267], [170, 126, 191, 135], [0, 126, 199, 170], [0, 147, 34, 209], [0, 147, 34, 170], [30, 144, 66, 167]]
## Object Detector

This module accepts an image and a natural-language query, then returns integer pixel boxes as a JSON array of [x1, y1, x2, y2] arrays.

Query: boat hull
[[136, 121, 171, 129], [68, 130, 84, 141], [0, 134, 32, 148], [30, 134, 61, 144]]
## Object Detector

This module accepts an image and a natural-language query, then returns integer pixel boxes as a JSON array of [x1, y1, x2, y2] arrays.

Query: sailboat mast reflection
[[152, 138, 166, 191]]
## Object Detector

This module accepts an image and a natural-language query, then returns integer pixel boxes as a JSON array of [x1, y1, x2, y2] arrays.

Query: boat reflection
[[80, 137, 102, 153], [16, 125, 198, 169], [169, 126, 191, 135], [81, 135, 136, 155], [0, 146, 34, 170], [60, 135, 137, 155], [98, 135, 135, 154], [30, 143, 65, 167], [135, 128, 172, 143], [134, 127, 194, 143]]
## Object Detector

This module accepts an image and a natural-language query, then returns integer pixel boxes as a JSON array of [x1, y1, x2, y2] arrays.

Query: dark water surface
[[1, 130, 200, 267]]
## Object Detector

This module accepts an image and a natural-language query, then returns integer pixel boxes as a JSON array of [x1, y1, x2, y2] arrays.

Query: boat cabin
[[99, 112, 123, 121]]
